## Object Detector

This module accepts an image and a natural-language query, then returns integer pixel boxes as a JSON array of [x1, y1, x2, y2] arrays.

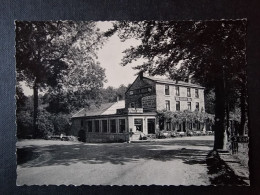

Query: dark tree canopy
[[16, 21, 107, 137]]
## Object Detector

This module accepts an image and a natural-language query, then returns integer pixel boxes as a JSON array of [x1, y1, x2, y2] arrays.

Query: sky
[[96, 21, 145, 88], [22, 21, 145, 96]]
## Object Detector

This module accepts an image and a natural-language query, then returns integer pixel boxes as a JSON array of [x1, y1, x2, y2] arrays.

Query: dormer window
[[165, 85, 170, 95]]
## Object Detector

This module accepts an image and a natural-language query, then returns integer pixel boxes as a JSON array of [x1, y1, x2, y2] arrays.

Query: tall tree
[[16, 21, 105, 137], [108, 20, 247, 149]]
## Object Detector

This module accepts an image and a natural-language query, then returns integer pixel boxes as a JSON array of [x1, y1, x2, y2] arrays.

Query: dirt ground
[[17, 136, 214, 186]]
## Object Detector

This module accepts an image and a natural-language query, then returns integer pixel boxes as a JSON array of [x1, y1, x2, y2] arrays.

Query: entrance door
[[147, 119, 155, 134]]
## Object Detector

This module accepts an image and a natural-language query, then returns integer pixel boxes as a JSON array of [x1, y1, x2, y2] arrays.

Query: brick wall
[[125, 76, 156, 110]]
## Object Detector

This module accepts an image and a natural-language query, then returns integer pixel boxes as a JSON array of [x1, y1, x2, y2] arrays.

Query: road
[[17, 136, 214, 185]]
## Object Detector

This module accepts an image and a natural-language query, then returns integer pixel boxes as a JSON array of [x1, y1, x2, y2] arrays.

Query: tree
[[108, 20, 247, 149], [16, 21, 105, 137]]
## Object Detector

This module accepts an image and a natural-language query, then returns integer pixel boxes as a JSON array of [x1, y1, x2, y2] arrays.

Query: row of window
[[165, 100, 199, 111], [165, 121, 201, 131], [165, 85, 199, 98], [81, 119, 126, 133], [129, 87, 152, 95]]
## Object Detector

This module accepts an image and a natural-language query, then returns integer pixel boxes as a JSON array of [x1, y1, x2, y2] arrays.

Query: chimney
[[139, 71, 144, 80]]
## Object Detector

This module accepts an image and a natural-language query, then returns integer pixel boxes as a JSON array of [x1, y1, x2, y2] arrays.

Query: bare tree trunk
[[33, 80, 39, 138], [214, 78, 226, 150]]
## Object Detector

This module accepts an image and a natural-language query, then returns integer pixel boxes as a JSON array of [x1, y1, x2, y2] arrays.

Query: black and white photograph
[[16, 20, 249, 186]]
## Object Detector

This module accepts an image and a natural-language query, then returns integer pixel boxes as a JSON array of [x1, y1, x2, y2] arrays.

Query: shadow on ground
[[206, 151, 249, 186], [17, 139, 213, 168]]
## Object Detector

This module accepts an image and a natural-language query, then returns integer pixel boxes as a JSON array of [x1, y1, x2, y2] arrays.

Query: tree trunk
[[213, 78, 226, 150], [239, 84, 246, 136], [33, 80, 39, 138], [226, 103, 230, 138]]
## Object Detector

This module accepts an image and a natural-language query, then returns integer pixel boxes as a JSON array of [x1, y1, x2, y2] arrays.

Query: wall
[[156, 83, 205, 112], [71, 116, 130, 142], [125, 76, 156, 111]]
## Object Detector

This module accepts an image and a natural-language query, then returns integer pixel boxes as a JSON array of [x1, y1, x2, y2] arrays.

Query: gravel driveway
[[17, 136, 214, 185]]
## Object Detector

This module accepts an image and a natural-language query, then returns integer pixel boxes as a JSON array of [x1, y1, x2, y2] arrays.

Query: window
[[87, 121, 92, 132], [175, 86, 179, 96], [196, 102, 199, 111], [165, 100, 170, 111], [134, 119, 143, 132], [102, 120, 108, 133], [187, 88, 191, 97], [195, 89, 199, 98], [176, 101, 180, 111], [119, 119, 126, 133], [187, 102, 191, 110], [129, 90, 134, 95], [95, 120, 100, 133], [110, 119, 116, 133], [165, 85, 170, 95]]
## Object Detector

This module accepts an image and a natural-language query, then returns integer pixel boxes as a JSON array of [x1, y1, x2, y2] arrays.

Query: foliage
[[110, 21, 246, 89], [100, 84, 129, 103], [37, 110, 55, 138], [204, 89, 215, 115], [157, 110, 214, 123], [16, 21, 107, 137], [16, 110, 33, 138]]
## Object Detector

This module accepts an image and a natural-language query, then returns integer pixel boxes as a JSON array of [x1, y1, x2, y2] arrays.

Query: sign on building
[[175, 97, 192, 101], [128, 108, 143, 113]]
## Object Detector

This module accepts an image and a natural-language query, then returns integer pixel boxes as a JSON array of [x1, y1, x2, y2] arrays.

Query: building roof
[[145, 76, 205, 89], [72, 100, 125, 118]]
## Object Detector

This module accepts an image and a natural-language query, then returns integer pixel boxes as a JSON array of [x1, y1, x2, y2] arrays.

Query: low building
[[71, 72, 211, 142]]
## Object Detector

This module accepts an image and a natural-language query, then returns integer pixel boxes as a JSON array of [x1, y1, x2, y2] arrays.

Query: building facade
[[71, 72, 208, 142]]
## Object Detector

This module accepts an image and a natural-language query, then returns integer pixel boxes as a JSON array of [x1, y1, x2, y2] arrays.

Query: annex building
[[71, 72, 208, 142]]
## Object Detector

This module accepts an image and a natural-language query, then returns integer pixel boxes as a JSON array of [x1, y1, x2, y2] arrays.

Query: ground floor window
[[119, 119, 126, 133], [102, 120, 108, 133], [134, 118, 143, 132], [110, 119, 116, 133], [95, 120, 100, 133], [87, 121, 92, 132]]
